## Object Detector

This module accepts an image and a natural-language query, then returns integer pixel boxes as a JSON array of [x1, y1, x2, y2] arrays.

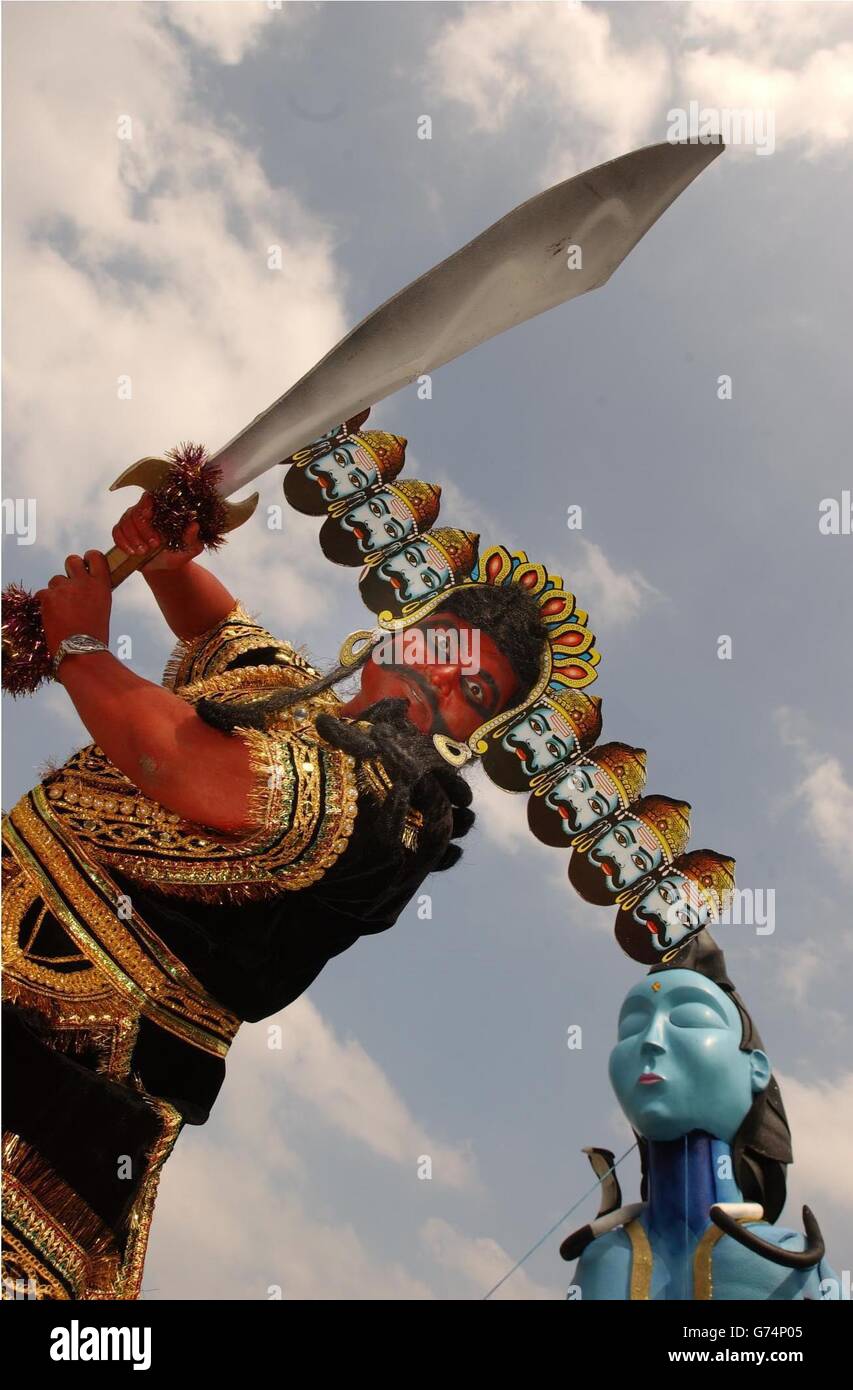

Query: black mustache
[[636, 905, 671, 947], [548, 797, 581, 831], [595, 855, 626, 888], [381, 662, 449, 732]]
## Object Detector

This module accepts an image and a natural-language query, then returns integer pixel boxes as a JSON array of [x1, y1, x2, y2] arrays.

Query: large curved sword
[[208, 138, 723, 495]]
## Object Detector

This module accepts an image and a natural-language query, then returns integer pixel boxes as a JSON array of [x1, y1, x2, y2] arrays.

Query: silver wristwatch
[[52, 634, 110, 678]]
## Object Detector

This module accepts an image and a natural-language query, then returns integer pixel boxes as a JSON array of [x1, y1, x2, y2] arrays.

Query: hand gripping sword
[[2, 139, 722, 692]]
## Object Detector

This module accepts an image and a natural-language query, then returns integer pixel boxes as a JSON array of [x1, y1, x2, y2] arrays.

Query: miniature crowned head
[[615, 849, 736, 964], [360, 528, 480, 616], [284, 428, 407, 515], [528, 742, 646, 846], [479, 689, 603, 792], [569, 795, 692, 905], [321, 480, 442, 565]]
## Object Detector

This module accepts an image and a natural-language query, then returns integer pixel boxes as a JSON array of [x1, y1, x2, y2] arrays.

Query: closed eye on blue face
[[668, 1002, 727, 1029], [617, 1005, 650, 1040], [617, 985, 731, 1043]]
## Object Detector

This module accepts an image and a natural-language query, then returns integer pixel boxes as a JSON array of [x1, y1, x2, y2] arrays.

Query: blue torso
[[574, 1133, 840, 1300]]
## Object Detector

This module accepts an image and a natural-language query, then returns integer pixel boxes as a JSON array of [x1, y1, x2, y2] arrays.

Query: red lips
[[638, 1073, 663, 1085]]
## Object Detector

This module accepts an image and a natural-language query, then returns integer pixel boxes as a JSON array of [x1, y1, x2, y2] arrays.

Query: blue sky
[[3, 1, 852, 1298]]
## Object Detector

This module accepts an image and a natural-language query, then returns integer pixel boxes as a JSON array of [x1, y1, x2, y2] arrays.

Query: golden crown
[[588, 743, 648, 809], [545, 689, 603, 747], [420, 528, 480, 580], [357, 430, 408, 480], [385, 479, 442, 530], [631, 795, 692, 861], [677, 849, 737, 918]]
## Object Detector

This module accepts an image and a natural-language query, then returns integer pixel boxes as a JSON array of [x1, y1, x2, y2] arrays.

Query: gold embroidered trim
[[114, 1094, 183, 1300], [3, 796, 240, 1058], [625, 1219, 653, 1300], [2, 1133, 120, 1300], [2, 1103, 182, 1302], [177, 662, 329, 706], [357, 759, 394, 805], [162, 601, 255, 690], [163, 601, 322, 692], [36, 712, 359, 902], [693, 1222, 728, 1300]]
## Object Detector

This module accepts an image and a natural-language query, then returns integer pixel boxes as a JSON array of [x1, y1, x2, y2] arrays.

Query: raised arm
[[113, 492, 236, 642], [36, 549, 256, 832]]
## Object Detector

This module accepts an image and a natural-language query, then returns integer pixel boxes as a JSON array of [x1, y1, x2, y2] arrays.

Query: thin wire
[[482, 1142, 638, 1300]]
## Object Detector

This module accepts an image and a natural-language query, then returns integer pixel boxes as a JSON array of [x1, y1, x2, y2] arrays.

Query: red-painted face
[[347, 611, 521, 740]]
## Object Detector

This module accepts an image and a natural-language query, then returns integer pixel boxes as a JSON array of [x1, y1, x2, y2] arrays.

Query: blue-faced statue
[[563, 937, 839, 1300]]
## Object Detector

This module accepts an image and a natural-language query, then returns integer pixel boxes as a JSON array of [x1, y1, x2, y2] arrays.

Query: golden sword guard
[[106, 456, 259, 587]]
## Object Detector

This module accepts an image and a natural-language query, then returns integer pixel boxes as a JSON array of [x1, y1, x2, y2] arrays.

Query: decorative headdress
[[280, 417, 734, 966], [417, 527, 480, 579], [667, 848, 737, 918]]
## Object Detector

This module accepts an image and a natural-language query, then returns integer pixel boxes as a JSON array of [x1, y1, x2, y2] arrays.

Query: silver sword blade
[[210, 140, 723, 494]]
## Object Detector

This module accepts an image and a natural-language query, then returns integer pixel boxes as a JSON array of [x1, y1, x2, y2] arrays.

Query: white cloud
[[790, 756, 853, 888], [420, 1217, 561, 1300], [565, 537, 662, 632], [242, 998, 477, 1188], [428, 1, 853, 176], [683, 2, 853, 57], [167, 0, 278, 65], [777, 1070, 853, 1215], [149, 1138, 436, 1300], [468, 764, 533, 856], [146, 998, 481, 1298], [678, 43, 853, 159], [775, 708, 853, 888], [428, 1, 670, 176]]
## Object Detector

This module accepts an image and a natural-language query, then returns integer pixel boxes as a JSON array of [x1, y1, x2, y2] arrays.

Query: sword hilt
[[2, 453, 259, 695], [106, 456, 258, 589]]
